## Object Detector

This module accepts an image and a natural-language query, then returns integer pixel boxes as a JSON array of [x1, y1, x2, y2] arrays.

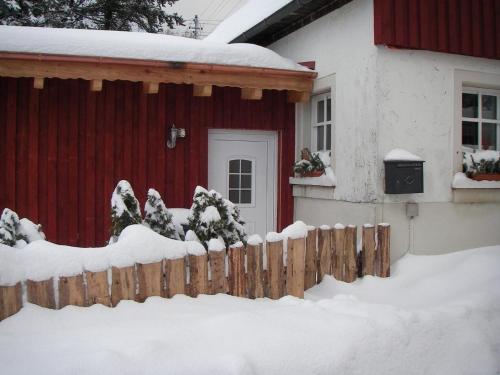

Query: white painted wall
[[270, 0, 500, 256]]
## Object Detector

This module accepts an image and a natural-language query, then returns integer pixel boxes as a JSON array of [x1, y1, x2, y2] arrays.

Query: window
[[462, 88, 500, 150], [228, 159, 253, 205], [311, 93, 332, 152]]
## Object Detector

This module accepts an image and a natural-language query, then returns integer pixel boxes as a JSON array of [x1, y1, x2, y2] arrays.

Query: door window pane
[[462, 93, 478, 118], [482, 95, 497, 120], [227, 159, 253, 204], [462, 121, 478, 148], [326, 98, 331, 121], [317, 100, 324, 123], [316, 125, 324, 151], [326, 124, 331, 150], [482, 123, 497, 150]]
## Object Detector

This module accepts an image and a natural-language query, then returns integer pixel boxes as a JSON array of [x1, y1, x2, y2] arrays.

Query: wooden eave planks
[[0, 52, 316, 102]]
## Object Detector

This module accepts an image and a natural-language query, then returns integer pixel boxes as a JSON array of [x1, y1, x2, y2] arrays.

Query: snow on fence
[[0, 222, 390, 321]]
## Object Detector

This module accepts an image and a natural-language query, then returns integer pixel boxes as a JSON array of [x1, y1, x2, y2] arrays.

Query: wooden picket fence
[[0, 223, 390, 321]]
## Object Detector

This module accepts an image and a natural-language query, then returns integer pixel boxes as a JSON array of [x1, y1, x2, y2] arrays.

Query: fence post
[[209, 249, 228, 294], [0, 283, 22, 321], [228, 244, 246, 297], [59, 274, 86, 308], [111, 265, 136, 306], [333, 224, 345, 281], [344, 225, 358, 283], [304, 228, 317, 290], [267, 239, 285, 299], [165, 257, 186, 298], [86, 270, 111, 306], [286, 237, 305, 298], [362, 225, 376, 276], [189, 253, 209, 297], [317, 226, 332, 283], [136, 261, 164, 302], [27, 279, 56, 309], [377, 224, 391, 277], [247, 242, 265, 299]]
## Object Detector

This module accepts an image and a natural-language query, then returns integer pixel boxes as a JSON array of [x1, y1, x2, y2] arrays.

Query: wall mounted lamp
[[167, 124, 186, 149]]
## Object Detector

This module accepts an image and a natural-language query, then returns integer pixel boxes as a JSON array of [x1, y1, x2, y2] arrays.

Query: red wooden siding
[[374, 0, 500, 60], [0, 77, 295, 246]]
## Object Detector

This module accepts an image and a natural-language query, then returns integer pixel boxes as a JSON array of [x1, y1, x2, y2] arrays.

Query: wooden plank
[[0, 283, 23, 321], [304, 228, 317, 289], [209, 250, 227, 294], [247, 242, 265, 299], [317, 227, 332, 283], [377, 224, 391, 277], [27, 82, 39, 221], [67, 79, 79, 245], [241, 88, 262, 101], [111, 266, 136, 306], [286, 237, 305, 298], [90, 79, 102, 91], [344, 225, 357, 283], [86, 270, 111, 306], [394, 0, 409, 47], [27, 279, 56, 309], [0, 56, 316, 92], [193, 84, 212, 97], [59, 274, 86, 308], [189, 253, 209, 297], [165, 257, 186, 297], [228, 245, 246, 297], [362, 225, 376, 276], [266, 240, 284, 299], [33, 77, 44, 89], [287, 90, 310, 103], [332, 226, 345, 281], [136, 261, 164, 302]]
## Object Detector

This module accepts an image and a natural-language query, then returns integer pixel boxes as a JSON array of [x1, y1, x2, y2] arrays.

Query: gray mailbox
[[384, 160, 424, 194]]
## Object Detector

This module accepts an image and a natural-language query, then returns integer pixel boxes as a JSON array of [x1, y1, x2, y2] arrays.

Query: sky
[[166, 0, 248, 39]]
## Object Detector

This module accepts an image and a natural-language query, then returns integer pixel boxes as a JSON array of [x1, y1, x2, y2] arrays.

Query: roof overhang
[[0, 52, 317, 102]]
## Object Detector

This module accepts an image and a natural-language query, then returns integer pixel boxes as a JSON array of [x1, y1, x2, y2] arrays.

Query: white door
[[208, 130, 277, 238]]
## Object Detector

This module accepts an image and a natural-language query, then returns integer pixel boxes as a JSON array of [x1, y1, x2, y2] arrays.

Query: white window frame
[[462, 87, 500, 151], [311, 92, 333, 152]]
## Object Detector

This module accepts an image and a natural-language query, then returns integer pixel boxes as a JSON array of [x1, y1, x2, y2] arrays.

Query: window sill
[[452, 173, 500, 203], [289, 176, 336, 200]]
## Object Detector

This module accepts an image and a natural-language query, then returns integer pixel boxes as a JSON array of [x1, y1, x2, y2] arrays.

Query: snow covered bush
[[187, 186, 246, 250], [0, 208, 45, 247], [143, 188, 178, 240], [110, 180, 142, 243], [463, 150, 500, 177], [293, 148, 326, 176]]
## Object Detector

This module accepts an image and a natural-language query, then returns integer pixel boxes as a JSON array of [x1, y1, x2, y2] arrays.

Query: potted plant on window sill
[[293, 148, 325, 178], [463, 151, 500, 181]]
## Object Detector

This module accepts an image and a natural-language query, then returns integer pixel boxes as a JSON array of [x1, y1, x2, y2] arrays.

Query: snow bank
[[0, 25, 309, 72], [0, 246, 499, 374], [384, 148, 423, 161], [0, 225, 193, 284], [206, 0, 293, 43]]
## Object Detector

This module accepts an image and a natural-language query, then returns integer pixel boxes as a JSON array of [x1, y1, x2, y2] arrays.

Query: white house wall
[[270, 0, 500, 258]]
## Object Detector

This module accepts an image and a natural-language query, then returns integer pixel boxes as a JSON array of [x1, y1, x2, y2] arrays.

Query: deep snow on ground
[[1, 246, 499, 375]]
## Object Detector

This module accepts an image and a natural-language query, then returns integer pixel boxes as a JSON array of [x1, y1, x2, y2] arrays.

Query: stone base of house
[[293, 196, 500, 262]]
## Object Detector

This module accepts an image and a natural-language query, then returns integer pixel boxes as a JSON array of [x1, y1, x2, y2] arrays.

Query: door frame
[[208, 129, 278, 234]]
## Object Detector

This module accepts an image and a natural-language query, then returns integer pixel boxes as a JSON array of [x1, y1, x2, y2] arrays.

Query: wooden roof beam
[[33, 77, 44, 89], [241, 88, 263, 100], [143, 82, 159, 94], [90, 79, 102, 91], [287, 90, 310, 103], [193, 84, 212, 97]]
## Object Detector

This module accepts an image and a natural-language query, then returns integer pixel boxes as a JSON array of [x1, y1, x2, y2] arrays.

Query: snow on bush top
[[0, 25, 308, 72], [206, 0, 292, 44], [0, 225, 195, 285], [384, 149, 423, 161]]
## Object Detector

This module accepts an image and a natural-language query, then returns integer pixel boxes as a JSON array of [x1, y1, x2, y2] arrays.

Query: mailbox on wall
[[384, 160, 424, 194]]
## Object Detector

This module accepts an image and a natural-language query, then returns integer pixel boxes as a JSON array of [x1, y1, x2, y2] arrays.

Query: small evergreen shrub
[[143, 188, 177, 240], [463, 151, 500, 178], [293, 148, 326, 176], [0, 208, 45, 247], [110, 180, 142, 242], [187, 186, 246, 250]]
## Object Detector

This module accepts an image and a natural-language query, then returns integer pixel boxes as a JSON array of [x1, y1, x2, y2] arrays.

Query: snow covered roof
[[205, 0, 292, 44], [0, 25, 307, 72]]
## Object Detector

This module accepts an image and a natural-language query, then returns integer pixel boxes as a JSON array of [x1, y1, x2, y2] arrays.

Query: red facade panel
[[374, 0, 500, 60], [0, 77, 295, 246]]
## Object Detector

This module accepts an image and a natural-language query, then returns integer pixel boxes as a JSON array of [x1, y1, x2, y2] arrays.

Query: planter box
[[471, 173, 500, 181], [300, 170, 324, 178]]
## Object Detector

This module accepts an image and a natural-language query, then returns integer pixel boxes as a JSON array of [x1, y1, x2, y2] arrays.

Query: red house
[[0, 26, 316, 246]]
